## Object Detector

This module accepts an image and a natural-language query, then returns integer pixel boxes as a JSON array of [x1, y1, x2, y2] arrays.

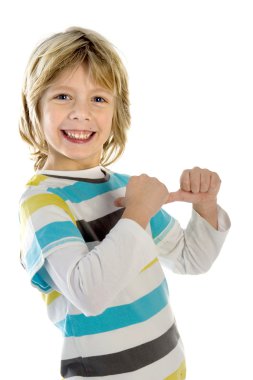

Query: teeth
[[65, 131, 93, 140]]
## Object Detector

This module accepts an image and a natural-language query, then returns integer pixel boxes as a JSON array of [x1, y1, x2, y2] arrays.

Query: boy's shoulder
[[19, 173, 61, 205]]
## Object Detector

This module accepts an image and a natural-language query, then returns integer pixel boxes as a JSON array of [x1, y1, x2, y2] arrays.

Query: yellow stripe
[[20, 193, 76, 229], [26, 174, 48, 186], [141, 257, 158, 273], [163, 360, 186, 380], [42, 290, 61, 305]]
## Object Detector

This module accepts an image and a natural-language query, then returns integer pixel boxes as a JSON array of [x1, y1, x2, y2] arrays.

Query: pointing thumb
[[166, 189, 194, 203]]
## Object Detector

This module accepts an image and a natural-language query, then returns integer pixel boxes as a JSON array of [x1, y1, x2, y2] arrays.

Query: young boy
[[19, 26, 230, 379]]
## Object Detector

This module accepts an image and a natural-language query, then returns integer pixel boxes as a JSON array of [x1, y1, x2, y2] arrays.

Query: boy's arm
[[21, 175, 169, 316], [193, 201, 218, 229], [154, 167, 231, 273], [44, 217, 158, 315], [155, 204, 230, 274], [113, 167, 230, 274]]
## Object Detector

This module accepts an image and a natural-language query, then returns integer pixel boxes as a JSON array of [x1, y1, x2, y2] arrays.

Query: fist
[[168, 167, 221, 205], [114, 174, 169, 217]]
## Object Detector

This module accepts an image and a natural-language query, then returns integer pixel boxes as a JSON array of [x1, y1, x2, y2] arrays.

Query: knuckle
[[152, 176, 160, 184], [129, 176, 137, 183], [181, 169, 190, 176], [202, 168, 210, 175], [212, 172, 221, 183]]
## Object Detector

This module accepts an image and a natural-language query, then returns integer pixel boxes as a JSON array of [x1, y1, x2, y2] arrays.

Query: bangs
[[34, 45, 118, 98], [88, 58, 117, 95]]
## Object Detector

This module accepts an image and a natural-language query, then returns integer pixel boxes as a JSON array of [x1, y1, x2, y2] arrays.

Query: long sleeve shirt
[[19, 165, 230, 380]]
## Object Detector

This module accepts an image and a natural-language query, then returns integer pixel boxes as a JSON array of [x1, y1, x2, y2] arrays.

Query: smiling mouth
[[62, 130, 96, 143]]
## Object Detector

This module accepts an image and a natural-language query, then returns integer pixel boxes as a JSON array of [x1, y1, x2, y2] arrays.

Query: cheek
[[99, 111, 114, 131], [41, 107, 61, 132]]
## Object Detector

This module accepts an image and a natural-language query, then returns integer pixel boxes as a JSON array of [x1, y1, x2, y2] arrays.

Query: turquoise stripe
[[31, 266, 56, 292], [150, 209, 172, 239], [36, 221, 82, 248], [32, 272, 52, 292], [47, 173, 130, 203], [56, 279, 169, 337], [25, 221, 83, 271], [154, 218, 175, 244]]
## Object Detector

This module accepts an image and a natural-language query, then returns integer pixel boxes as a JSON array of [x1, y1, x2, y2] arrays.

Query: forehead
[[48, 65, 88, 88], [48, 64, 113, 95]]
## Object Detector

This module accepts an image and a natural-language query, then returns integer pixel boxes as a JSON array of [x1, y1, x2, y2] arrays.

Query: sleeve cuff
[[192, 204, 231, 234]]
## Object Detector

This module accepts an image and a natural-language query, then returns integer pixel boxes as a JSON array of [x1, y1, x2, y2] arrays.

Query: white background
[[1, 0, 252, 379]]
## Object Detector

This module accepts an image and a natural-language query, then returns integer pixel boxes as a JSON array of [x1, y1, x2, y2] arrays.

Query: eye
[[93, 96, 106, 103], [55, 94, 71, 100]]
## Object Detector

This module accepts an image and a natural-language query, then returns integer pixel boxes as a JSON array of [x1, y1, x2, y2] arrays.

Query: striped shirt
[[19, 165, 230, 379]]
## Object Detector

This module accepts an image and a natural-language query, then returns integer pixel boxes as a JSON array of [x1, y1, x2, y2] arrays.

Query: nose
[[69, 99, 91, 121]]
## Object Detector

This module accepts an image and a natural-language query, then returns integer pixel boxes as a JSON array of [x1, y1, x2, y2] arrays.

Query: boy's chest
[[76, 207, 125, 242], [67, 188, 126, 243]]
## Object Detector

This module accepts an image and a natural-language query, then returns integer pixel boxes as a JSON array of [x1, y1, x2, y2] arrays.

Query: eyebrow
[[48, 85, 114, 96]]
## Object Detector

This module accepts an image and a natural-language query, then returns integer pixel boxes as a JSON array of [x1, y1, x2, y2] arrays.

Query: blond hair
[[19, 26, 131, 170]]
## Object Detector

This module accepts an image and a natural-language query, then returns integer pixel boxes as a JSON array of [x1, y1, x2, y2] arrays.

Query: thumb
[[166, 190, 183, 203], [114, 197, 126, 208], [166, 189, 197, 203], [166, 189, 213, 204]]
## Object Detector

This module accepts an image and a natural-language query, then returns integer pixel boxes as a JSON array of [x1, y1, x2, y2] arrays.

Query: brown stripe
[[61, 323, 180, 378], [76, 208, 125, 242]]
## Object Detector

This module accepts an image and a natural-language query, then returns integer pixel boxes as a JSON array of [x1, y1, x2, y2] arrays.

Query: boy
[[19, 26, 230, 379]]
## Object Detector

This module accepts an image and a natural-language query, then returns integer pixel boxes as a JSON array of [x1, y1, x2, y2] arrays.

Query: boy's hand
[[167, 167, 221, 205], [114, 168, 221, 229], [168, 167, 220, 229], [114, 174, 169, 228]]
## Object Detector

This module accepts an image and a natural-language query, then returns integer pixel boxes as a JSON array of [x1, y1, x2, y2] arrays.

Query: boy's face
[[39, 63, 115, 170]]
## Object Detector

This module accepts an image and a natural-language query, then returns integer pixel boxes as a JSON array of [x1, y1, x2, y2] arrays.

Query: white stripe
[[61, 304, 176, 359], [46, 295, 67, 324], [65, 187, 126, 222], [24, 204, 75, 235], [19, 187, 42, 204]]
